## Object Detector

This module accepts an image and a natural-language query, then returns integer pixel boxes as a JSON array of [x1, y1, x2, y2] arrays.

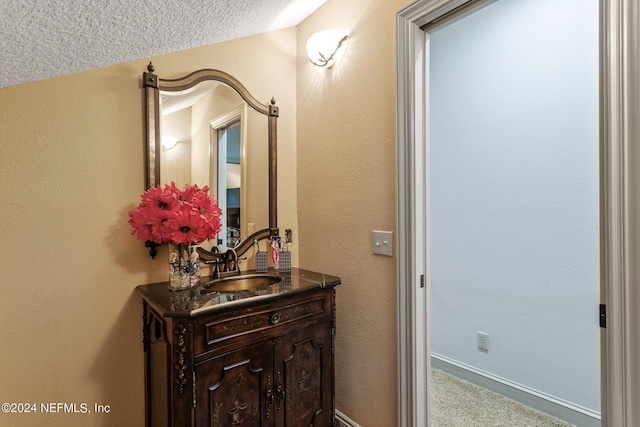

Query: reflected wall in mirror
[[143, 63, 278, 257]]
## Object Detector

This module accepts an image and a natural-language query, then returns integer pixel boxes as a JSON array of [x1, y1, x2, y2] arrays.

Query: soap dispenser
[[254, 239, 268, 273], [278, 229, 292, 272]]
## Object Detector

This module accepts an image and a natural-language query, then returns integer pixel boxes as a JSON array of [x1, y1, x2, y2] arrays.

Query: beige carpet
[[431, 369, 576, 427]]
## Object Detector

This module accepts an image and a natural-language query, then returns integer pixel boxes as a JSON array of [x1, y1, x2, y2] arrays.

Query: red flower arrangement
[[128, 182, 223, 245]]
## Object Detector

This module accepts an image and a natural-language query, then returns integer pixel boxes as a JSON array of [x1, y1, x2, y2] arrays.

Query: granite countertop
[[136, 267, 341, 318]]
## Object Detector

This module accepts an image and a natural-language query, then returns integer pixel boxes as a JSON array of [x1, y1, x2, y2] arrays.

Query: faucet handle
[[225, 249, 239, 272]]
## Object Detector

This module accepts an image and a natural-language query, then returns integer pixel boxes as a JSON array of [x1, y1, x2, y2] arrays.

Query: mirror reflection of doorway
[[216, 120, 241, 249]]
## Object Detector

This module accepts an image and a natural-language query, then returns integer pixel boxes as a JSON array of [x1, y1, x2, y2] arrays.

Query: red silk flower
[[128, 183, 222, 245]]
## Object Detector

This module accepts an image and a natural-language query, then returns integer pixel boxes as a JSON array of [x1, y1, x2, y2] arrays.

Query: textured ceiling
[[1, 0, 326, 88]]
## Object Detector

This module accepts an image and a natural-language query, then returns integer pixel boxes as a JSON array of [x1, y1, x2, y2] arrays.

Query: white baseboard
[[335, 409, 361, 427], [431, 353, 601, 427]]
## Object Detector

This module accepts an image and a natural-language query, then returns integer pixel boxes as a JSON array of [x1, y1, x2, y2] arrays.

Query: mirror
[[143, 63, 278, 257], [160, 82, 268, 251]]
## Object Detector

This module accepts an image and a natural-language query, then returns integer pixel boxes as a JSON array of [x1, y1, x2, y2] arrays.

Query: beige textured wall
[[296, 0, 408, 425], [0, 28, 297, 427]]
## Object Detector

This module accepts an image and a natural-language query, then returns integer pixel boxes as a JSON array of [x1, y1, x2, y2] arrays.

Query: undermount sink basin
[[202, 274, 283, 292]]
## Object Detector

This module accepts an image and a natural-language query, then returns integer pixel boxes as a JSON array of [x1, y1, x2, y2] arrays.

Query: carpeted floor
[[431, 369, 576, 427]]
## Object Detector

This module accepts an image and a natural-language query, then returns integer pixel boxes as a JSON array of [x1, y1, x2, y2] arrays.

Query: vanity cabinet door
[[274, 322, 333, 427], [194, 341, 275, 427]]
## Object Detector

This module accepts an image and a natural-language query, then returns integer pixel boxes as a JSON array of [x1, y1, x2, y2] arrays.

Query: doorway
[[396, 0, 640, 426], [216, 120, 242, 249], [210, 104, 247, 250], [427, 0, 599, 425]]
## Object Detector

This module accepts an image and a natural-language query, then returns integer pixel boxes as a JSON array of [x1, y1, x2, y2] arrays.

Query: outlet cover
[[477, 332, 489, 352], [372, 231, 393, 256]]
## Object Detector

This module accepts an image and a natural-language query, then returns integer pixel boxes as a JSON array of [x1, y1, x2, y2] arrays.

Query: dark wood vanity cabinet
[[138, 273, 338, 427]]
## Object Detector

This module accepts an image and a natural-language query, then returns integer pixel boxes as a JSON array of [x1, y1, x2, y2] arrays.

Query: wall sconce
[[306, 30, 349, 68], [162, 136, 178, 151]]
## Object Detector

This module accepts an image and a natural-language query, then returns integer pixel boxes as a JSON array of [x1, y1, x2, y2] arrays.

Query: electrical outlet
[[477, 332, 489, 352]]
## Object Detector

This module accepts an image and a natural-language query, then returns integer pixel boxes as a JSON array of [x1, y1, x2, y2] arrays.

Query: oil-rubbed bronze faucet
[[196, 247, 241, 280]]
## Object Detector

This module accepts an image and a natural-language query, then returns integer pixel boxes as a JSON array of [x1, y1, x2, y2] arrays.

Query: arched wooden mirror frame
[[142, 62, 279, 258]]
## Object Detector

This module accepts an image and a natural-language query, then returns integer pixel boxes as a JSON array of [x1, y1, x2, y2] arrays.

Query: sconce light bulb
[[306, 30, 349, 68], [162, 136, 178, 151]]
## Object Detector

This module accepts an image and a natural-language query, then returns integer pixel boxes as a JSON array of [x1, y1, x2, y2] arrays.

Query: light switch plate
[[372, 231, 393, 256]]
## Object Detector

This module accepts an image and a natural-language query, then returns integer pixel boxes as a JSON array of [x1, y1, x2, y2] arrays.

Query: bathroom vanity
[[136, 65, 339, 426], [136, 268, 340, 427]]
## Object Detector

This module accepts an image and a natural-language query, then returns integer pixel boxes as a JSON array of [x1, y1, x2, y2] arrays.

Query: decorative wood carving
[[265, 375, 273, 419], [174, 323, 188, 394], [207, 360, 263, 427]]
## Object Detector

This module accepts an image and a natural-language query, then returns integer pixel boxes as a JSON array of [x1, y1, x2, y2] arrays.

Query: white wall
[[429, 0, 600, 411]]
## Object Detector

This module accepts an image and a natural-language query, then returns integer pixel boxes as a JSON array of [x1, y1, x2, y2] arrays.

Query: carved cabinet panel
[[194, 342, 274, 427], [275, 324, 333, 427]]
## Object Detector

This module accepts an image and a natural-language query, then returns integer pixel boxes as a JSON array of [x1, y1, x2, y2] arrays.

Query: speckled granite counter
[[136, 267, 341, 318]]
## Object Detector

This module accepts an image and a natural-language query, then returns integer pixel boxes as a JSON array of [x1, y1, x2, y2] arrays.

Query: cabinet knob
[[270, 313, 281, 325]]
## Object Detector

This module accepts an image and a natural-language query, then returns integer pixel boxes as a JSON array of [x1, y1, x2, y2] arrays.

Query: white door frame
[[396, 0, 640, 426]]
